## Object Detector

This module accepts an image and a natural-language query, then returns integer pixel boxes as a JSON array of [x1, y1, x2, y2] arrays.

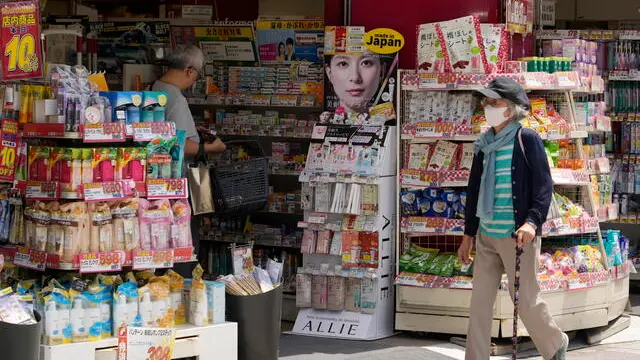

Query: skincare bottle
[[113, 294, 127, 332], [45, 301, 61, 344], [139, 292, 153, 327], [71, 297, 87, 342]]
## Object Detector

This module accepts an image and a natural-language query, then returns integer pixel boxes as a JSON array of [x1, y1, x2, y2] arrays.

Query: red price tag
[[0, 119, 18, 182], [79, 251, 123, 273], [146, 178, 187, 199], [132, 249, 174, 270], [83, 122, 126, 143], [0, 2, 42, 80], [14, 246, 47, 271], [25, 180, 60, 200], [83, 181, 128, 202], [132, 122, 176, 142]]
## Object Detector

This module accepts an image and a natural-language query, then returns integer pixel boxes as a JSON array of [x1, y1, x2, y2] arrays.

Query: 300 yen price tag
[[79, 251, 123, 273], [132, 122, 176, 142], [25, 181, 60, 199], [83, 181, 128, 201], [14, 246, 47, 271], [132, 249, 174, 269], [146, 178, 187, 199], [83, 122, 126, 142]]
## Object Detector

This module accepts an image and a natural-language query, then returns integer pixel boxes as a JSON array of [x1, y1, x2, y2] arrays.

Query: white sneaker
[[551, 333, 569, 360]]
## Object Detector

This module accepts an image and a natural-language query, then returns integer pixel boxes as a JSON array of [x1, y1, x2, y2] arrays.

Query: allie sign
[[364, 28, 405, 54]]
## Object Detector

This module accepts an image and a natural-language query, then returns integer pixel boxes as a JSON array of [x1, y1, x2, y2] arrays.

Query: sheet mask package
[[448, 93, 475, 125], [314, 183, 331, 213], [417, 22, 449, 72], [407, 92, 429, 123], [301, 229, 317, 254], [24, 201, 49, 250], [341, 231, 361, 267], [171, 200, 192, 248], [301, 183, 314, 210], [326, 267, 346, 311], [361, 185, 378, 216], [329, 231, 343, 255], [46, 202, 64, 256], [426, 92, 448, 122], [458, 143, 475, 171], [437, 16, 490, 73], [90, 202, 113, 252], [60, 202, 88, 262], [480, 23, 508, 73], [111, 199, 140, 251], [407, 143, 432, 170], [295, 268, 312, 308], [311, 264, 328, 310], [360, 269, 378, 314], [315, 230, 332, 254], [344, 273, 362, 312], [139, 199, 173, 250], [428, 140, 459, 171]]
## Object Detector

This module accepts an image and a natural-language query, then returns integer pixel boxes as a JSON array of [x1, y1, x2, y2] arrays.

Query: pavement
[[279, 293, 640, 360]]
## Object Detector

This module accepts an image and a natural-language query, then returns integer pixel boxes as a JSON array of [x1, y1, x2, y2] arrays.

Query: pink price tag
[[83, 122, 126, 143], [146, 178, 187, 199], [79, 251, 124, 273], [132, 122, 176, 142], [14, 247, 47, 271]]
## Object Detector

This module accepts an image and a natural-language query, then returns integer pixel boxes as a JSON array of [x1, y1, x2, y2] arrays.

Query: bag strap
[[518, 128, 530, 169]]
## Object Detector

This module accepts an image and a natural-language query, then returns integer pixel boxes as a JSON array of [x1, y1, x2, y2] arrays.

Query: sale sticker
[[79, 251, 124, 273], [0, 119, 19, 182], [14, 246, 47, 271], [83, 181, 130, 202], [132, 249, 174, 270], [146, 178, 187, 199], [83, 122, 126, 142], [25, 180, 60, 200], [132, 122, 176, 142], [0, 1, 42, 80]]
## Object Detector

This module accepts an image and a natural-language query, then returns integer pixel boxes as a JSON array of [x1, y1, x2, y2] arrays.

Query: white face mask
[[484, 105, 510, 127]]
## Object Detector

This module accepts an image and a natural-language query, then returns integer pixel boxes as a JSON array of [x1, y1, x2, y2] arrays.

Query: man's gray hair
[[165, 44, 205, 70], [507, 100, 529, 121]]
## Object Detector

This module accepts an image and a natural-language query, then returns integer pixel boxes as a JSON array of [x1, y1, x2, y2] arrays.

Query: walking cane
[[512, 235, 523, 360]]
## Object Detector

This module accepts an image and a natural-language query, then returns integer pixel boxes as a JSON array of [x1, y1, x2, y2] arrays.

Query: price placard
[[132, 249, 174, 270], [83, 122, 126, 142], [414, 122, 456, 138], [0, 1, 42, 80], [83, 181, 129, 202], [25, 181, 60, 200], [79, 251, 123, 273], [132, 122, 176, 142], [0, 119, 19, 182], [14, 246, 47, 271], [119, 327, 176, 360], [146, 178, 187, 199]]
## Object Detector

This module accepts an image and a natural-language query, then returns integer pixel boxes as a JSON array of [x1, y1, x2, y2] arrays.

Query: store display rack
[[40, 323, 238, 360], [394, 69, 629, 336], [290, 124, 397, 340]]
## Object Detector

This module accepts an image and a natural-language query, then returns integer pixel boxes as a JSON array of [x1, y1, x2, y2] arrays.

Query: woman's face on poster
[[278, 43, 285, 56], [326, 52, 382, 113]]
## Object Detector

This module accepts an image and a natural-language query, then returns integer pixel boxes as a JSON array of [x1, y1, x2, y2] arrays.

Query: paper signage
[[83, 181, 128, 202], [364, 28, 405, 55], [0, 1, 43, 80], [118, 327, 176, 360], [26, 181, 60, 200], [0, 119, 19, 182], [146, 178, 187, 199], [83, 122, 126, 142], [79, 251, 123, 273], [14, 246, 47, 271], [132, 122, 176, 142]]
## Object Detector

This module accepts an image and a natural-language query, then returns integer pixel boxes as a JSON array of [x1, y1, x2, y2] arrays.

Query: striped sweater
[[480, 140, 516, 238]]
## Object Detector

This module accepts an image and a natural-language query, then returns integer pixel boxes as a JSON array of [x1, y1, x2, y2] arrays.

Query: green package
[[438, 254, 457, 277]]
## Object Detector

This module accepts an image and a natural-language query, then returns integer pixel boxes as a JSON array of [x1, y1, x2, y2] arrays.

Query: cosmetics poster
[[256, 19, 324, 64], [323, 26, 402, 117]]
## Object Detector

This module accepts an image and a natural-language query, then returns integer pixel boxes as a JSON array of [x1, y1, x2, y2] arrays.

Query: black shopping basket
[[211, 141, 269, 214]]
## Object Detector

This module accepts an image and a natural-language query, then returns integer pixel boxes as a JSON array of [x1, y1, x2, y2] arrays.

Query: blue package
[[442, 189, 458, 206], [401, 191, 420, 216], [417, 197, 431, 215], [428, 197, 448, 217]]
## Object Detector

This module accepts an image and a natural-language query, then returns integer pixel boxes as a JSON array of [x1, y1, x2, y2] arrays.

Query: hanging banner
[[172, 23, 258, 66], [256, 19, 324, 64], [0, 119, 19, 182], [0, 0, 42, 80], [323, 26, 399, 120], [506, 0, 534, 34], [540, 0, 556, 27], [118, 327, 176, 360]]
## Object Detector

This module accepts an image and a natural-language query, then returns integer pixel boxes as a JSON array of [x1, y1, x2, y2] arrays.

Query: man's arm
[[184, 138, 227, 157]]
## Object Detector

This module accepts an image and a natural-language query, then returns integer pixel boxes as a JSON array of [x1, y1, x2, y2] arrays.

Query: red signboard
[[0, 1, 42, 80], [0, 119, 19, 182]]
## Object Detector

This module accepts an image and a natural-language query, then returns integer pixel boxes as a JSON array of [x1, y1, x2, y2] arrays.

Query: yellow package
[[189, 264, 208, 326], [148, 276, 174, 328], [167, 270, 186, 325]]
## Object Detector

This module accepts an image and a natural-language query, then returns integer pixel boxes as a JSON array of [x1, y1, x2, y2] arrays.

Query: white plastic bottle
[[85, 303, 102, 339], [71, 297, 86, 342], [101, 302, 111, 337], [139, 292, 153, 327], [45, 301, 61, 344], [152, 297, 167, 326], [58, 302, 71, 343], [127, 297, 139, 326], [113, 294, 127, 333]]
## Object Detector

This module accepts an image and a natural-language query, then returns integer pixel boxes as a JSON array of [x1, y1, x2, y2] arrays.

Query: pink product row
[[296, 267, 377, 313], [542, 39, 600, 65], [574, 101, 607, 128], [23, 199, 192, 263]]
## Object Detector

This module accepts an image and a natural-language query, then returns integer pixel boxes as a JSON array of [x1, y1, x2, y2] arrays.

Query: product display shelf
[[40, 322, 238, 360], [394, 69, 627, 336], [290, 125, 397, 340]]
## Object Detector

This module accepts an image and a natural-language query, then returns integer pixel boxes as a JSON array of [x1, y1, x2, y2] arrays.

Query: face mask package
[[171, 199, 192, 249], [301, 229, 317, 254], [311, 264, 329, 310], [139, 199, 173, 250], [111, 199, 140, 251], [315, 230, 332, 254], [89, 202, 114, 252], [344, 270, 362, 312], [360, 269, 378, 314], [326, 266, 346, 311], [24, 201, 49, 251], [295, 268, 312, 308]]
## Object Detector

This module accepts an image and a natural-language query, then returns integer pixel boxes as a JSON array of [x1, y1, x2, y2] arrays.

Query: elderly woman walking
[[457, 78, 569, 360]]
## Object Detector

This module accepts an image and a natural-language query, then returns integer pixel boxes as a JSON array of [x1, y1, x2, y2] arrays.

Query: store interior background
[[33, 0, 640, 347]]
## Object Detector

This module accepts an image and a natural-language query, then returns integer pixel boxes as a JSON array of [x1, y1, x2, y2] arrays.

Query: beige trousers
[[465, 232, 564, 360]]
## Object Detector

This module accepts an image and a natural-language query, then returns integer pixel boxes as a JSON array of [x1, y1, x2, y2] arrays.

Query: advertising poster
[[256, 19, 324, 64], [0, 0, 42, 80], [171, 23, 258, 66], [323, 26, 401, 120]]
